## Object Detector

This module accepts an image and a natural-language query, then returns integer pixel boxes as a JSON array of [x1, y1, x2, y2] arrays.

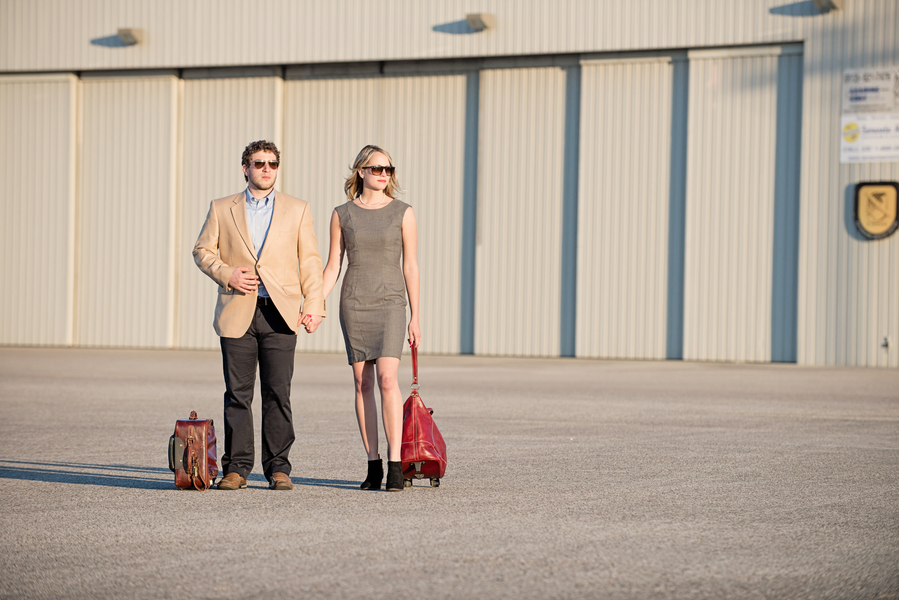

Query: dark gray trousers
[[220, 301, 297, 480]]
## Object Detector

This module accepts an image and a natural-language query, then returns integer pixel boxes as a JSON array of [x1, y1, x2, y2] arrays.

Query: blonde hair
[[344, 145, 402, 202]]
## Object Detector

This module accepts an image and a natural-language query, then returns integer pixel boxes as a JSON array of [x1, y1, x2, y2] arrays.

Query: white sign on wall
[[840, 67, 899, 164]]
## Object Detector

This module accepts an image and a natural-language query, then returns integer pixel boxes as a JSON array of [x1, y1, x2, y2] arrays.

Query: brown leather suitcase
[[168, 411, 218, 490]]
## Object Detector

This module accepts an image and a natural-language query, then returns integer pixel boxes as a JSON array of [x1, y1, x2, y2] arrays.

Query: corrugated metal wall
[[177, 69, 284, 350], [1, 0, 896, 368], [475, 66, 567, 357], [797, 0, 899, 368], [576, 57, 678, 360], [0, 74, 78, 346], [77, 74, 178, 347], [683, 47, 802, 362]]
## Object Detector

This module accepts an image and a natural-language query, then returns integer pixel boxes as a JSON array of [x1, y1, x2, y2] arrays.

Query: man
[[193, 140, 325, 491]]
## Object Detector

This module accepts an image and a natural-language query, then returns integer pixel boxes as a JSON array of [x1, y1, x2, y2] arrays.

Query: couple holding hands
[[193, 141, 419, 493]]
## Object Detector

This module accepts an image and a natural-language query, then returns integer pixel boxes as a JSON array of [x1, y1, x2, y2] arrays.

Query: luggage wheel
[[403, 478, 412, 488], [430, 478, 440, 488]]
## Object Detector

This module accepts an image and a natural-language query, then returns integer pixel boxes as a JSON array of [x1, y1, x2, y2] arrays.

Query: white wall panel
[[475, 67, 566, 356], [576, 58, 675, 359], [77, 75, 178, 347], [177, 70, 283, 350], [0, 75, 78, 346], [684, 48, 802, 362], [284, 68, 468, 356]]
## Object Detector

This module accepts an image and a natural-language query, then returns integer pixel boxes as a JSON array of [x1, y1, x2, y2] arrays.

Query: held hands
[[299, 313, 322, 334], [228, 267, 259, 294]]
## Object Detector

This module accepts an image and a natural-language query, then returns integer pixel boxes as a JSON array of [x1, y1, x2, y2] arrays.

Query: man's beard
[[253, 177, 275, 191]]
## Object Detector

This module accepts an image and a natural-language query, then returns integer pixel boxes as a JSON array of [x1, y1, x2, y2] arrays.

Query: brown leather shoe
[[269, 472, 293, 491], [217, 472, 247, 490]]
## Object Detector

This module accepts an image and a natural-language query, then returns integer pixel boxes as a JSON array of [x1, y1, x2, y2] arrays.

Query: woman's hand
[[408, 319, 421, 348], [300, 313, 322, 333]]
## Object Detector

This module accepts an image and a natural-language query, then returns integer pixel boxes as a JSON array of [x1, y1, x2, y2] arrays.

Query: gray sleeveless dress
[[336, 199, 410, 364]]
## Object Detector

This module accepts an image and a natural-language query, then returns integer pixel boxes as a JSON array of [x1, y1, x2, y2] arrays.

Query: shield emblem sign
[[855, 182, 899, 240]]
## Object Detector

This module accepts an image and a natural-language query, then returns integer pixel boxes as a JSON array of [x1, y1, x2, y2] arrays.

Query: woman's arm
[[322, 209, 345, 299], [303, 209, 344, 333], [402, 206, 421, 347]]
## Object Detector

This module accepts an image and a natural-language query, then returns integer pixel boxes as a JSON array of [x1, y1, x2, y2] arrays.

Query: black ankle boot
[[360, 457, 383, 490], [386, 461, 404, 492]]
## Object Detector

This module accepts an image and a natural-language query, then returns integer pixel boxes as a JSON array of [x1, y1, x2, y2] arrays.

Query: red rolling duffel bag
[[168, 411, 219, 490], [401, 342, 447, 488]]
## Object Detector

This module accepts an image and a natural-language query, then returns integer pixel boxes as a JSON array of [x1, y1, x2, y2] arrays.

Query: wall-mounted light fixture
[[812, 0, 842, 11], [117, 28, 144, 45], [465, 13, 495, 32]]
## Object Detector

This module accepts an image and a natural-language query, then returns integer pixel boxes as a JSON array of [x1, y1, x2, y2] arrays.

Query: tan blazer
[[193, 191, 326, 338]]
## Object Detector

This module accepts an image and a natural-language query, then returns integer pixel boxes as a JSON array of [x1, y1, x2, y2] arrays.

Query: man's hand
[[228, 267, 259, 294], [299, 314, 323, 334]]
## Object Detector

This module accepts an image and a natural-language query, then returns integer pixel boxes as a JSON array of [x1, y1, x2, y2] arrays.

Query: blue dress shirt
[[245, 188, 275, 298]]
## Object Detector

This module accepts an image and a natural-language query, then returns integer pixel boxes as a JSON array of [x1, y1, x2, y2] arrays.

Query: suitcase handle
[[168, 435, 184, 472]]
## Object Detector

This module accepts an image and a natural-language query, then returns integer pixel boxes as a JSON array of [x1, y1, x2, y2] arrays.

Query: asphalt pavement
[[0, 347, 897, 600]]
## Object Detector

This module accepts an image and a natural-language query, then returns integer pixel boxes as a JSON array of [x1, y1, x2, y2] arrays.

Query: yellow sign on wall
[[842, 122, 859, 142], [855, 182, 899, 239]]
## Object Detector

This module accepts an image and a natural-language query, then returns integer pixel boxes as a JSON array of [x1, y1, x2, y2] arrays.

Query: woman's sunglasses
[[362, 165, 395, 176]]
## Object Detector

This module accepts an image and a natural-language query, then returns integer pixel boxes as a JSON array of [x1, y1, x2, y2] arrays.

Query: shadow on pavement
[[0, 459, 359, 490], [243, 473, 359, 490], [290, 476, 358, 490], [0, 459, 173, 489]]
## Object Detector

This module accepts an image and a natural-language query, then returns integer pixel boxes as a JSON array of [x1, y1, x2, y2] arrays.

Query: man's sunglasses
[[250, 160, 280, 169], [362, 165, 395, 176]]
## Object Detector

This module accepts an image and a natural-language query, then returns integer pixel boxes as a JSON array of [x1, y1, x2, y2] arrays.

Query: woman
[[316, 144, 420, 492]]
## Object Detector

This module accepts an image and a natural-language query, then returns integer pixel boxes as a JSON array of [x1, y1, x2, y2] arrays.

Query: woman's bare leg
[[375, 357, 403, 462], [352, 360, 378, 459]]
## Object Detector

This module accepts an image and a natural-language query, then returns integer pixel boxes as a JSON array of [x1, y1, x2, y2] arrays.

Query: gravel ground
[[0, 347, 897, 600]]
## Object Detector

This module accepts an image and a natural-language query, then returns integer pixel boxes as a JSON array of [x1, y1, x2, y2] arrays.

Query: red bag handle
[[410, 340, 419, 389]]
